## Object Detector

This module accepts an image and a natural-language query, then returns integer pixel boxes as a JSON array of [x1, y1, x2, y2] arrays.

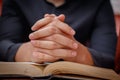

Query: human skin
[[29, 15, 93, 65], [15, 14, 75, 63], [15, 14, 94, 65]]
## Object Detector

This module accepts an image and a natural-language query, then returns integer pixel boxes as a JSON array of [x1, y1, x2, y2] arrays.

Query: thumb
[[56, 14, 65, 22], [44, 14, 65, 22]]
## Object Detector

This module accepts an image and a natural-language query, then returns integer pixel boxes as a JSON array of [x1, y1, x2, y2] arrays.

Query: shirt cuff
[[7, 43, 22, 62], [88, 48, 115, 69], [0, 40, 22, 62]]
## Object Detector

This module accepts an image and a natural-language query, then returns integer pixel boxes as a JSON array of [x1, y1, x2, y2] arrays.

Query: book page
[[43, 61, 120, 80], [0, 62, 44, 77]]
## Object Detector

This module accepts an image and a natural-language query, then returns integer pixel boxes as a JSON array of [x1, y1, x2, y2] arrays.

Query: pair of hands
[[15, 14, 93, 65]]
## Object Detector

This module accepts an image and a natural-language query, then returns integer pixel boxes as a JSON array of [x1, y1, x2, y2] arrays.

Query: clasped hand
[[16, 14, 93, 65], [29, 14, 78, 63]]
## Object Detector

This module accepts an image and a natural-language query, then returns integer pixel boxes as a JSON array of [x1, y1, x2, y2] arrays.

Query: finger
[[50, 19, 75, 35], [56, 14, 65, 22], [32, 52, 59, 63], [46, 34, 78, 49], [29, 26, 61, 40], [31, 17, 53, 31], [30, 40, 63, 49], [44, 14, 65, 22], [32, 14, 58, 31], [32, 14, 75, 35], [44, 14, 50, 17], [36, 48, 77, 58], [44, 14, 56, 18]]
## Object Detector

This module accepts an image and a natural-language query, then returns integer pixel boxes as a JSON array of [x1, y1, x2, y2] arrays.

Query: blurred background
[[110, 0, 120, 36]]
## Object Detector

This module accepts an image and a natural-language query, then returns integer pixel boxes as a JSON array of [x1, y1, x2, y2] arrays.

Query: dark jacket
[[0, 0, 117, 68]]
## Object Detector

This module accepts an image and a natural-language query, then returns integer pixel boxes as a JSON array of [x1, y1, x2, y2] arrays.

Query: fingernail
[[29, 34, 34, 40], [73, 43, 78, 49], [71, 51, 77, 57], [44, 14, 49, 17], [70, 30, 75, 35], [31, 26, 36, 31]]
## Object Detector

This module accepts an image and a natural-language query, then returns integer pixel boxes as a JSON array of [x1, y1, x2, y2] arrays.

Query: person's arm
[[88, 0, 117, 68], [30, 15, 94, 65], [0, 0, 59, 62], [0, 0, 22, 61], [29, 0, 117, 68], [0, 0, 30, 61]]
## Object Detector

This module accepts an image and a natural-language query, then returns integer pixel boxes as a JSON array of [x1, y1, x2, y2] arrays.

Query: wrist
[[76, 43, 94, 65], [15, 42, 33, 62], [63, 43, 94, 66]]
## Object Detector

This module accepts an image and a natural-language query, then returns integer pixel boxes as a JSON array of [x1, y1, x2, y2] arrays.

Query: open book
[[0, 61, 120, 80]]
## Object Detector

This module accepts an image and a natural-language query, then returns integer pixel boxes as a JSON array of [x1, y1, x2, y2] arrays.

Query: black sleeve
[[0, 0, 29, 61], [88, 0, 117, 68]]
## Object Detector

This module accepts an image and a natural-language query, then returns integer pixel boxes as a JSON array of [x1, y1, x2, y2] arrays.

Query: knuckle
[[49, 50, 54, 56], [52, 34, 59, 40], [46, 16, 53, 21], [37, 52, 45, 61], [49, 26, 57, 34], [66, 39, 74, 47], [44, 36, 52, 41], [53, 19, 59, 24], [70, 40, 74, 45], [36, 41, 40, 47], [47, 34, 59, 41], [51, 42, 58, 49], [41, 54, 45, 60], [33, 31, 39, 37]]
